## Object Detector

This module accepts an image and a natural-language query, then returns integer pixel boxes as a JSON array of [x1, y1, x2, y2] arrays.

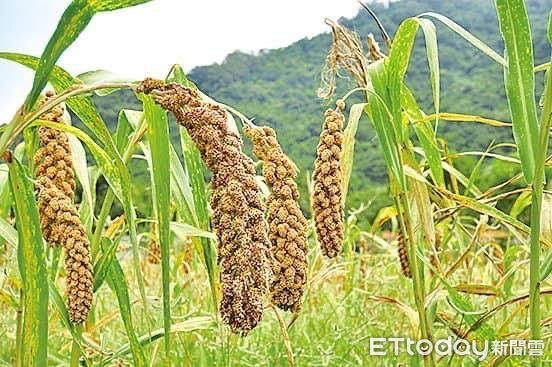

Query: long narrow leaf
[[24, 0, 151, 110], [419, 12, 506, 66], [0, 217, 17, 246], [107, 257, 147, 367], [8, 157, 48, 366], [169, 65, 219, 310], [401, 86, 445, 187], [141, 95, 172, 359], [387, 18, 419, 142], [495, 0, 539, 183], [414, 18, 440, 131], [341, 103, 365, 200]]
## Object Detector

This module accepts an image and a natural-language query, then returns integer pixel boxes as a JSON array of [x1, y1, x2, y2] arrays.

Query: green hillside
[[94, 0, 551, 221]]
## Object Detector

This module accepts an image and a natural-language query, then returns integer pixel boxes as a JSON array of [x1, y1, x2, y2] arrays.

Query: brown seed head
[[34, 93, 93, 324], [147, 223, 161, 265], [312, 107, 344, 258], [396, 234, 412, 279], [245, 126, 308, 312], [139, 80, 272, 335]]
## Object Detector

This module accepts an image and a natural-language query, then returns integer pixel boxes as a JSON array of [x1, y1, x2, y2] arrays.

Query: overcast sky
[[0, 0, 373, 122]]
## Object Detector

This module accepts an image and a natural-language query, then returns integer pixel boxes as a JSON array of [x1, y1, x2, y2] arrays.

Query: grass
[[1, 228, 550, 365]]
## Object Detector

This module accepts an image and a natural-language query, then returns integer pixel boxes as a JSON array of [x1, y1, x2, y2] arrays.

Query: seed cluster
[[138, 79, 272, 335], [396, 234, 412, 279], [147, 225, 161, 265], [147, 239, 161, 264], [245, 126, 308, 313], [34, 92, 93, 324], [312, 105, 345, 258]]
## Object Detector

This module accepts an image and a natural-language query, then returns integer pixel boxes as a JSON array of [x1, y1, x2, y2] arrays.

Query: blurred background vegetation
[[90, 0, 550, 226]]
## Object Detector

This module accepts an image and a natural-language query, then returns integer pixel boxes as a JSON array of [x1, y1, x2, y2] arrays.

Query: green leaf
[[105, 316, 215, 363], [93, 238, 119, 292], [510, 191, 531, 219], [107, 256, 147, 367], [168, 146, 196, 225], [90, 0, 152, 11], [437, 186, 551, 248], [48, 281, 87, 355], [24, 0, 94, 110], [495, 0, 539, 183], [548, 10, 552, 44], [0, 217, 17, 247], [401, 86, 445, 187], [23, 0, 151, 110], [168, 66, 219, 311], [419, 12, 506, 66], [443, 283, 497, 340], [541, 251, 552, 282], [67, 134, 93, 233], [414, 18, 440, 131], [341, 103, 365, 201], [539, 10, 552, 283], [387, 18, 419, 142], [141, 94, 172, 359], [0, 163, 10, 218], [8, 157, 49, 366], [170, 222, 216, 240], [77, 69, 134, 96], [365, 61, 404, 189], [115, 110, 139, 150], [93, 106, 149, 326], [0, 53, 132, 198]]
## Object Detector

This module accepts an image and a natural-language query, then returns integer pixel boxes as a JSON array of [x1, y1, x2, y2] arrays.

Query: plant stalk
[[529, 62, 552, 367], [15, 289, 22, 367], [272, 306, 295, 367], [0, 82, 136, 157], [396, 194, 435, 367], [70, 325, 83, 367]]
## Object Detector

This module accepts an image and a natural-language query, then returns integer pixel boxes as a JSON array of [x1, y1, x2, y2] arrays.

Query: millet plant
[[0, 0, 550, 366]]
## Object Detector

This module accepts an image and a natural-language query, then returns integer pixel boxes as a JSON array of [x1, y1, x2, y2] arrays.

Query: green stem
[[396, 194, 435, 367], [70, 325, 83, 367], [15, 289, 22, 367], [272, 306, 295, 367], [91, 189, 116, 260], [0, 108, 23, 159], [0, 83, 136, 157], [529, 62, 552, 367]]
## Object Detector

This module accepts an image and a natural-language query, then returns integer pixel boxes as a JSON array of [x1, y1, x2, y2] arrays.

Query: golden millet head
[[35, 94, 76, 246], [33, 92, 93, 324], [312, 107, 345, 258], [147, 237, 161, 265], [40, 185, 93, 323], [397, 234, 412, 279], [139, 80, 272, 334], [245, 126, 308, 313], [146, 222, 161, 265]]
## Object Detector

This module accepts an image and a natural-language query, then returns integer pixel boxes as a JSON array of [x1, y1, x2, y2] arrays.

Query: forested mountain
[[95, 0, 551, 220]]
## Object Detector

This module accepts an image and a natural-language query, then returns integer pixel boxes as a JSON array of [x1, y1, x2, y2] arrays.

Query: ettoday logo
[[368, 337, 545, 360]]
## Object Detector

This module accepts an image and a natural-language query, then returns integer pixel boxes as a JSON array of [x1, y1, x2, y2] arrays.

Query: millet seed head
[[244, 126, 308, 313], [147, 223, 161, 265], [138, 80, 272, 335], [312, 107, 345, 258], [34, 93, 93, 324], [397, 233, 412, 279]]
